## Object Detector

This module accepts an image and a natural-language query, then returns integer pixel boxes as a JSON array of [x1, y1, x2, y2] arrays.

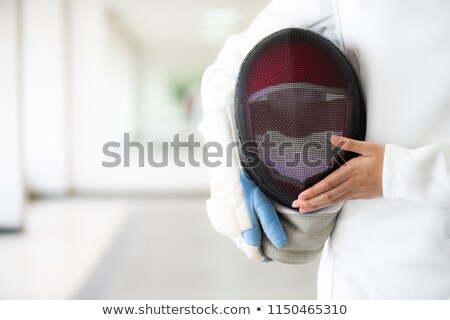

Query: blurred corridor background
[[0, 0, 318, 299]]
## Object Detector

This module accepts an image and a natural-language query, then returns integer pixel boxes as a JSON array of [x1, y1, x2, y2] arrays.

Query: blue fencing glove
[[240, 170, 288, 259]]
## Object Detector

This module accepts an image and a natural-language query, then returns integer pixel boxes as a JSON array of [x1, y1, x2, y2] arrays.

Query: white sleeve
[[200, 0, 339, 260], [383, 141, 450, 209]]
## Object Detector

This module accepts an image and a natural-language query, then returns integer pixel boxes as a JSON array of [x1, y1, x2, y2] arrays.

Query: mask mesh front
[[235, 28, 365, 207]]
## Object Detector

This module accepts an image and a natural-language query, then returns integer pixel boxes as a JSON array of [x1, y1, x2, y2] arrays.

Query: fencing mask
[[234, 27, 366, 264]]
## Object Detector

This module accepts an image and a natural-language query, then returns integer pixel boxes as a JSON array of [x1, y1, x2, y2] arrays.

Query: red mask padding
[[235, 28, 366, 207]]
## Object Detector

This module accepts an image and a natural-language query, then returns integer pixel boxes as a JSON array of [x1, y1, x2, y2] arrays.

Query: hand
[[240, 170, 287, 253], [292, 136, 385, 213]]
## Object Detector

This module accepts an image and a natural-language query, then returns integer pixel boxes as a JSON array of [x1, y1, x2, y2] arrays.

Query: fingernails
[[331, 135, 345, 146], [292, 201, 300, 208]]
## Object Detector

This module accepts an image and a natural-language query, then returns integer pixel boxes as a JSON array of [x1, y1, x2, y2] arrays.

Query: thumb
[[331, 136, 370, 155]]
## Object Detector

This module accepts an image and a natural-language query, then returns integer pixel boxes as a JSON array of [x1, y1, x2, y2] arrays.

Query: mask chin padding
[[262, 210, 338, 264]]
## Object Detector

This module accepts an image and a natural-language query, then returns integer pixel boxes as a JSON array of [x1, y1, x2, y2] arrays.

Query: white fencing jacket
[[201, 0, 450, 299]]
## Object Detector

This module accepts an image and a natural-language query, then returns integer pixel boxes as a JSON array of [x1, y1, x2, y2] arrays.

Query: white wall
[[138, 61, 186, 141], [0, 0, 25, 229], [69, 0, 139, 193], [21, 0, 70, 195]]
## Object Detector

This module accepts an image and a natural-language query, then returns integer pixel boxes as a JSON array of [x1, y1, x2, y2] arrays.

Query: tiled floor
[[0, 198, 318, 299], [0, 199, 129, 299]]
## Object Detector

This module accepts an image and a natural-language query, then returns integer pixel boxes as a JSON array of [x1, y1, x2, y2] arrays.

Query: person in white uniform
[[200, 0, 450, 299]]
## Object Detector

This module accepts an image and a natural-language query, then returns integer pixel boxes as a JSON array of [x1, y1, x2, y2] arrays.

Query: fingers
[[299, 191, 355, 213], [253, 188, 287, 249], [297, 165, 351, 201], [241, 170, 287, 249], [293, 178, 354, 210], [331, 136, 372, 155]]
